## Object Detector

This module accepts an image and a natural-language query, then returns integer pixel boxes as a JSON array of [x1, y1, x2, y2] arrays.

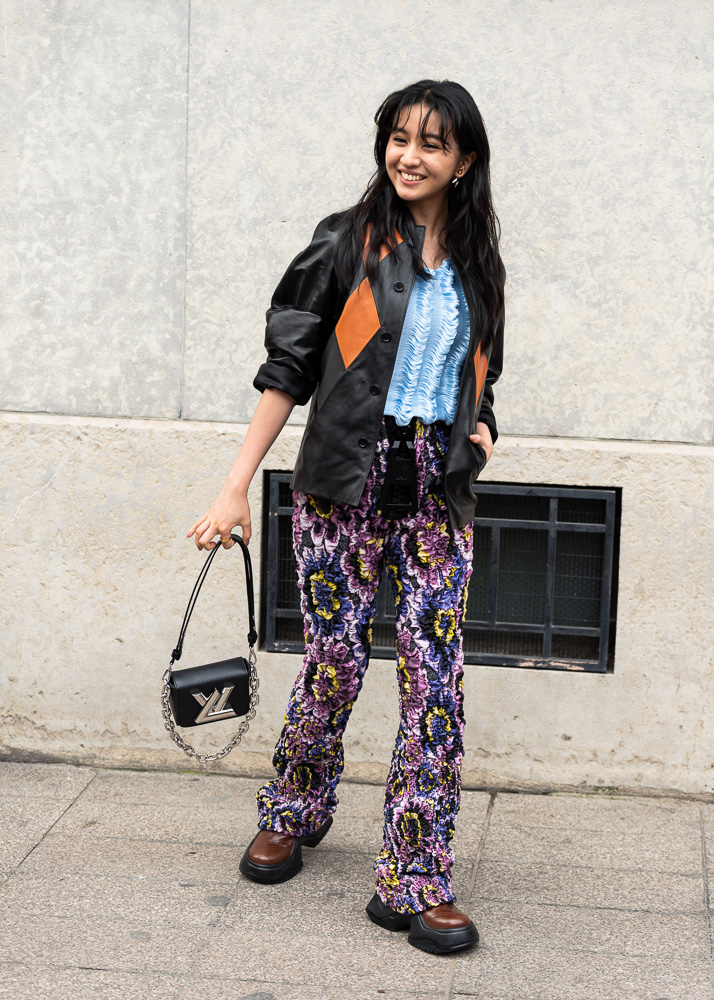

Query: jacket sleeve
[[476, 257, 506, 445], [253, 213, 345, 406]]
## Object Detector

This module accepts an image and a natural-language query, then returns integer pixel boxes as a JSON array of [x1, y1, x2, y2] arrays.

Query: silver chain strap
[[160, 647, 259, 763]]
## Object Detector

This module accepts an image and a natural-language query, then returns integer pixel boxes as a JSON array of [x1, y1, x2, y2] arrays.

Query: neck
[[406, 194, 449, 240]]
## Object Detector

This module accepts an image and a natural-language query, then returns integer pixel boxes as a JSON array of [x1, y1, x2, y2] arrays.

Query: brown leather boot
[[366, 893, 479, 954], [238, 817, 333, 884], [248, 830, 296, 865], [421, 902, 473, 930]]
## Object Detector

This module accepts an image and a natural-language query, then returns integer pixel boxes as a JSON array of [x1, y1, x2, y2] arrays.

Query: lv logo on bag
[[192, 685, 237, 724]]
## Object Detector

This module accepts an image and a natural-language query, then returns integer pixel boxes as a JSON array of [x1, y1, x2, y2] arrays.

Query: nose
[[399, 141, 421, 167]]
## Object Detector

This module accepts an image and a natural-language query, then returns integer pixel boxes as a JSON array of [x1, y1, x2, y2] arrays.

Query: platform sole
[[238, 816, 333, 885], [365, 896, 412, 932], [407, 916, 479, 955], [366, 892, 479, 955]]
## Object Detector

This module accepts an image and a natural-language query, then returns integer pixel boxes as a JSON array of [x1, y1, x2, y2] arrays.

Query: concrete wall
[[1, 1, 712, 795]]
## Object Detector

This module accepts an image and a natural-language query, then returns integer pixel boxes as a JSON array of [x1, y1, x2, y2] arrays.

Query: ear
[[459, 151, 477, 176]]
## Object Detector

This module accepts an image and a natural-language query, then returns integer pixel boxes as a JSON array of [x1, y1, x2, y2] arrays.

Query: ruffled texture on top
[[384, 259, 470, 426]]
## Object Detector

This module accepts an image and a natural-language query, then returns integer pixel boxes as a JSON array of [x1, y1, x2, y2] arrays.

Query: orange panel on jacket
[[337, 233, 404, 370], [335, 280, 381, 369], [474, 344, 488, 405]]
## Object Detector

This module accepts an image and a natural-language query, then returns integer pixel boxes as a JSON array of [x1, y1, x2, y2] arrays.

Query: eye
[[391, 136, 407, 145]]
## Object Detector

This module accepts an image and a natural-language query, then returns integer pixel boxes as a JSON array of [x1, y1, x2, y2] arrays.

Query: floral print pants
[[256, 416, 474, 914]]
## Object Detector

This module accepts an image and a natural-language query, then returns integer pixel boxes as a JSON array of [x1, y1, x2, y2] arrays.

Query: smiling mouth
[[399, 171, 425, 182]]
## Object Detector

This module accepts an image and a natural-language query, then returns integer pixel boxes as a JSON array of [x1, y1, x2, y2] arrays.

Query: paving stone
[[178, 981, 444, 1000], [468, 898, 709, 959], [193, 907, 454, 992], [321, 781, 388, 854], [3, 763, 710, 1000], [1, 870, 238, 925], [19, 834, 245, 882], [50, 777, 403, 851], [483, 819, 702, 874], [50, 796, 261, 845], [83, 769, 261, 807], [451, 950, 714, 1000], [17, 834, 474, 911], [0, 964, 182, 1000], [491, 790, 702, 833], [0, 838, 46, 875], [0, 793, 82, 873], [65, 774, 488, 868], [0, 797, 75, 844], [0, 912, 211, 974], [472, 858, 704, 913], [221, 848, 474, 912], [450, 790, 492, 856], [0, 762, 97, 802]]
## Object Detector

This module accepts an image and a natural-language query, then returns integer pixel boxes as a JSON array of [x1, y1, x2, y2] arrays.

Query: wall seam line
[[178, 0, 192, 421], [2, 407, 714, 453], [698, 805, 714, 997]]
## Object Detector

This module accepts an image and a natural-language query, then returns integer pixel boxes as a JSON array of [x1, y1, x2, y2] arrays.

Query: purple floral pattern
[[255, 417, 474, 914]]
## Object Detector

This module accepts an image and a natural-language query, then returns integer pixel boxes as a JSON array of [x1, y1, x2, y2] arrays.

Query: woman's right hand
[[186, 485, 251, 551]]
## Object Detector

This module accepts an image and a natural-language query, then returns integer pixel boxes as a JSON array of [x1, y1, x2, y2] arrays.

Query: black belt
[[378, 416, 418, 518]]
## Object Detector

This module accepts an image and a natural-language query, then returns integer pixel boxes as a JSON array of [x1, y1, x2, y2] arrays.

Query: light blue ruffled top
[[384, 258, 470, 426]]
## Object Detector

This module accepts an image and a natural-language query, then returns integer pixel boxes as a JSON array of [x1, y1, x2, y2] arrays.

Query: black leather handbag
[[160, 533, 259, 762]]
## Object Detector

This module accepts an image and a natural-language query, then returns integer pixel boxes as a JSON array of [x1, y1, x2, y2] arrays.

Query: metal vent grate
[[262, 474, 619, 673]]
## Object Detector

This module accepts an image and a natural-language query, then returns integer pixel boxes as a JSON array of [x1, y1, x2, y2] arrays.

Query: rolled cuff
[[253, 359, 314, 407]]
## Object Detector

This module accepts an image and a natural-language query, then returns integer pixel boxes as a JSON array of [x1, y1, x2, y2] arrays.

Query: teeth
[[401, 172, 424, 181]]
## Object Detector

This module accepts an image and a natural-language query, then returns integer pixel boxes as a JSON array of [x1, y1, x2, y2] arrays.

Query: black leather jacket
[[253, 211, 505, 531]]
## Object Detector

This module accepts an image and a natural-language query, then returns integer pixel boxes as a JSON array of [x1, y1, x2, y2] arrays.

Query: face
[[385, 103, 475, 212]]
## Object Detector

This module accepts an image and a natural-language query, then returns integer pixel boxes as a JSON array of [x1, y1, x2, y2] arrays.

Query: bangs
[[385, 95, 455, 151]]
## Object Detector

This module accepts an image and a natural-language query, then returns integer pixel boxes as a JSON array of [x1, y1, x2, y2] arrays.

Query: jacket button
[[358, 437, 369, 448], [381, 332, 392, 342], [369, 385, 380, 395], [394, 281, 404, 292]]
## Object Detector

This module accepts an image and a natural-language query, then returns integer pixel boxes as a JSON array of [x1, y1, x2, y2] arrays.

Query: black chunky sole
[[366, 892, 479, 955], [238, 816, 333, 885]]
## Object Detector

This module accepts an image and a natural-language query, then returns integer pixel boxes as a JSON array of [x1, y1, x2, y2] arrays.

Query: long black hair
[[334, 79, 504, 351]]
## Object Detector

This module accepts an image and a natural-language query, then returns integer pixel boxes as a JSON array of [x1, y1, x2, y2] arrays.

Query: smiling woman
[[186, 79, 506, 956], [385, 105, 476, 263]]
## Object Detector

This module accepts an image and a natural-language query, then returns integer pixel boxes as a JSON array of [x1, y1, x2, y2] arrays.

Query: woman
[[187, 79, 505, 955]]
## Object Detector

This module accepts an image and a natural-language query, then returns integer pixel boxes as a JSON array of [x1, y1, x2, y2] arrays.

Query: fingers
[[185, 516, 204, 539], [469, 433, 493, 462], [188, 518, 216, 551], [186, 517, 250, 551], [186, 501, 252, 551], [192, 519, 212, 550]]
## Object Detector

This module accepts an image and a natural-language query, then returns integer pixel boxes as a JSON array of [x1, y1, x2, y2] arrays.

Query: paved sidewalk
[[0, 762, 713, 999]]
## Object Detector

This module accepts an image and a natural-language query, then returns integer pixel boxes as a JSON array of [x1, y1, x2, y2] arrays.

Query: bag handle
[[161, 532, 259, 764], [170, 532, 257, 665]]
